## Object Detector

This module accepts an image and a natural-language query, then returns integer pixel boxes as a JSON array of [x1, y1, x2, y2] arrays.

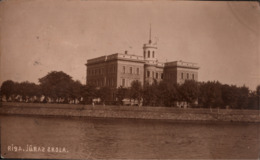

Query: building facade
[[86, 35, 199, 89]]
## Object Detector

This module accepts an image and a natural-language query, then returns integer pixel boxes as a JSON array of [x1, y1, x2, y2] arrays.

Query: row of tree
[[1, 71, 259, 109]]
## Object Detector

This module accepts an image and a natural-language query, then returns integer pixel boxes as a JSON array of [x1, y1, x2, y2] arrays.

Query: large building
[[85, 31, 199, 90]]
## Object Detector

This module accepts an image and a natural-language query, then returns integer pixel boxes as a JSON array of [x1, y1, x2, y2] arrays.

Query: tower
[[143, 25, 164, 85], [143, 25, 157, 62]]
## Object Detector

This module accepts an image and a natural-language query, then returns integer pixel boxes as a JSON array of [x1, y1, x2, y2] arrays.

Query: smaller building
[[164, 60, 199, 84]]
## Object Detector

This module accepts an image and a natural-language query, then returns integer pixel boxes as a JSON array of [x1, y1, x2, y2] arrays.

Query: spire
[[149, 23, 152, 44]]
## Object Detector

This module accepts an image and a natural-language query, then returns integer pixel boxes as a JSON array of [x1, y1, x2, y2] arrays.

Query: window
[[122, 78, 125, 87], [144, 50, 146, 57], [148, 51, 150, 58], [147, 71, 150, 77], [156, 72, 158, 79], [152, 51, 155, 58], [123, 66, 125, 73], [192, 74, 195, 80], [137, 68, 139, 75], [152, 71, 154, 78], [187, 73, 189, 79], [161, 73, 163, 79], [130, 67, 132, 74], [181, 73, 184, 79]]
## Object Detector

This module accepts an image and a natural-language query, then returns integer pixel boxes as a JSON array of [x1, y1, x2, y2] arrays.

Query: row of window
[[88, 65, 117, 76], [181, 73, 195, 80], [146, 71, 163, 79], [88, 78, 116, 87], [164, 72, 196, 81], [122, 66, 140, 75], [121, 78, 139, 87], [144, 50, 155, 58]]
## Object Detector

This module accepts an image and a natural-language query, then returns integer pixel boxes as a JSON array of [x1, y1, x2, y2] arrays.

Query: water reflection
[[1, 115, 259, 159]]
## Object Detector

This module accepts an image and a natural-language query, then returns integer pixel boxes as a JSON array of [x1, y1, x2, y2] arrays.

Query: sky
[[0, 0, 259, 90]]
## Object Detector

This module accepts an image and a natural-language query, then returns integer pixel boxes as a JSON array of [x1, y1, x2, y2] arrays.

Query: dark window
[[144, 50, 146, 57], [130, 67, 132, 74], [161, 73, 163, 79], [123, 66, 125, 73], [156, 73, 158, 79], [152, 51, 155, 58], [152, 71, 154, 78], [187, 73, 189, 79], [147, 71, 150, 77], [137, 68, 139, 75], [148, 51, 150, 58], [181, 73, 184, 79], [192, 74, 195, 80], [122, 79, 125, 87]]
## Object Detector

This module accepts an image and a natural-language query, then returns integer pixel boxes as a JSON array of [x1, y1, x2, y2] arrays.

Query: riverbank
[[0, 102, 259, 122]]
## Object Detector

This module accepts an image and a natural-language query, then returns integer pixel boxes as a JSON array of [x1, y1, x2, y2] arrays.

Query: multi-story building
[[85, 31, 199, 92], [86, 52, 145, 89], [164, 61, 199, 84]]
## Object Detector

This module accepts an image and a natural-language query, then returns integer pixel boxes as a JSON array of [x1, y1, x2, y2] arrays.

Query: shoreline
[[1, 102, 260, 123]]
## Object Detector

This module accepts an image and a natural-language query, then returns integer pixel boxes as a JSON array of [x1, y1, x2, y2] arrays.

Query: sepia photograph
[[0, 0, 260, 159]]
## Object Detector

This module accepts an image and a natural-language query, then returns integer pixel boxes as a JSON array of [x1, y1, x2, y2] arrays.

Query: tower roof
[[149, 24, 152, 44], [144, 24, 157, 48]]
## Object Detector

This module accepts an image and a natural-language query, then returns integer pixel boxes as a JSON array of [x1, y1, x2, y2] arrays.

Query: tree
[[143, 81, 157, 106], [17, 81, 40, 102], [116, 86, 129, 105], [179, 80, 199, 106], [257, 85, 260, 96], [198, 81, 223, 108], [247, 85, 260, 110], [221, 84, 237, 109], [254, 85, 260, 110], [237, 86, 249, 109], [39, 71, 74, 102], [156, 81, 168, 106], [70, 80, 83, 104], [129, 80, 143, 106], [81, 84, 97, 104], [163, 83, 179, 107], [0, 80, 16, 101], [97, 86, 111, 105]]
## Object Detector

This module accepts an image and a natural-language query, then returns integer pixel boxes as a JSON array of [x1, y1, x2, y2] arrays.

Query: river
[[1, 115, 259, 159]]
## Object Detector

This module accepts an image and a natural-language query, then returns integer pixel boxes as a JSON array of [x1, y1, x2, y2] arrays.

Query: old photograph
[[0, 0, 260, 159]]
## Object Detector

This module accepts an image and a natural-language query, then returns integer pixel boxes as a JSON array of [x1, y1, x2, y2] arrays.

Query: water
[[1, 115, 259, 159]]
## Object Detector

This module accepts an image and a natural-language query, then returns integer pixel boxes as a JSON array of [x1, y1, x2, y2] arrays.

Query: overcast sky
[[0, 0, 259, 90]]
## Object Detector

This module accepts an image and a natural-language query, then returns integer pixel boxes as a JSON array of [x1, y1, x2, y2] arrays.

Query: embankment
[[0, 102, 259, 122]]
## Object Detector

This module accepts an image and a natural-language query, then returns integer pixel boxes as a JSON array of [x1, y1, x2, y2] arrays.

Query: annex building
[[85, 32, 199, 90]]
